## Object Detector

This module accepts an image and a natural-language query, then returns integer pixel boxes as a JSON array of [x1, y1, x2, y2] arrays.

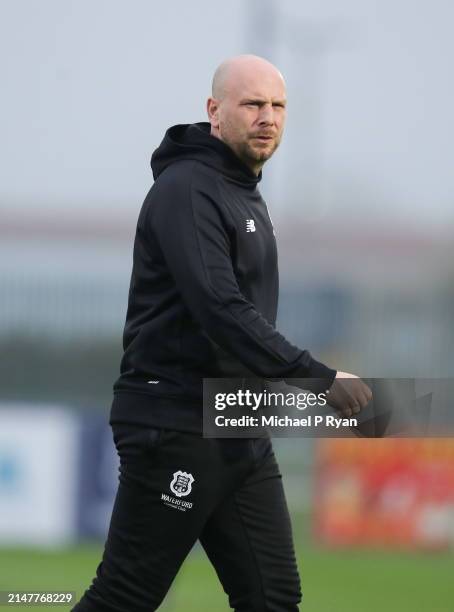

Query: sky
[[1, 0, 454, 227]]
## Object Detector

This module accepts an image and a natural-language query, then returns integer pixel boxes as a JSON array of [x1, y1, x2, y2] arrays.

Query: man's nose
[[258, 104, 274, 125]]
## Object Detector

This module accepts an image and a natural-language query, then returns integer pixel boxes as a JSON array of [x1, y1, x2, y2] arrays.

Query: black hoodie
[[111, 122, 336, 432]]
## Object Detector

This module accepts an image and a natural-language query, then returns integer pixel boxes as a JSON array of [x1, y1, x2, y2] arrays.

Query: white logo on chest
[[246, 219, 256, 232]]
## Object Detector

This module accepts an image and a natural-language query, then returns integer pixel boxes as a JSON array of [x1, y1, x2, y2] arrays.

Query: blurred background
[[1, 0, 453, 610]]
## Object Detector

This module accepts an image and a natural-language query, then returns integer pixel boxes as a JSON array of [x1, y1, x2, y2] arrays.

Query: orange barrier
[[314, 439, 454, 549]]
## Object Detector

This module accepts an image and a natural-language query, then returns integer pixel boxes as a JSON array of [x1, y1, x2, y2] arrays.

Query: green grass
[[1, 515, 453, 612]]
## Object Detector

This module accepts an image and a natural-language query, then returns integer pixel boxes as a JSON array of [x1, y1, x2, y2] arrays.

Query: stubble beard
[[240, 138, 279, 164], [219, 120, 281, 172], [228, 134, 280, 172]]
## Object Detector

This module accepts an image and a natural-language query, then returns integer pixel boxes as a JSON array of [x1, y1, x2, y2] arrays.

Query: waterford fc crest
[[170, 471, 194, 497]]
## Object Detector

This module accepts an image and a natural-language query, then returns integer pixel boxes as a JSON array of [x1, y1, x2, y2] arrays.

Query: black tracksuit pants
[[72, 423, 302, 612]]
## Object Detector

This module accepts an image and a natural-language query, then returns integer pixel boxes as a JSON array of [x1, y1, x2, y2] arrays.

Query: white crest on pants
[[170, 471, 194, 497]]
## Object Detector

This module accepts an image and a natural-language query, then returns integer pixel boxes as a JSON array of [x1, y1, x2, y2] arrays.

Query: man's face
[[209, 67, 287, 173]]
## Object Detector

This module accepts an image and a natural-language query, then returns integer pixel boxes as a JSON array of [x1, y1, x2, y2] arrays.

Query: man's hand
[[326, 372, 372, 418]]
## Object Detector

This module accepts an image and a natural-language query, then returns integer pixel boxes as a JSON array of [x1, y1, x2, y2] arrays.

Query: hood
[[150, 122, 262, 187]]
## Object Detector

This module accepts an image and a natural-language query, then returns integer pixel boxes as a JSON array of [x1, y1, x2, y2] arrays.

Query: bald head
[[212, 54, 285, 101], [207, 54, 287, 176]]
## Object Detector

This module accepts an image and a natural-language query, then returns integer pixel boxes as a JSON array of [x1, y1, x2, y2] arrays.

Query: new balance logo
[[246, 219, 256, 232]]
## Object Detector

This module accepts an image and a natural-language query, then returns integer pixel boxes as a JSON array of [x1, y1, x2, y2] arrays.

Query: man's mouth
[[252, 135, 274, 142]]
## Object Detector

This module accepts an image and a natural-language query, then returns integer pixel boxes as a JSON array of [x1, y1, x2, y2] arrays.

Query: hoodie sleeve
[[148, 164, 337, 389]]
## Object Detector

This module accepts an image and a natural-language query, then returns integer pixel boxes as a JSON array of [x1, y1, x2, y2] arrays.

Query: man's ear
[[206, 97, 220, 130]]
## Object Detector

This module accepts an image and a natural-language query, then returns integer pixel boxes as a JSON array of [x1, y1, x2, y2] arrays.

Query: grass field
[[1, 514, 453, 612]]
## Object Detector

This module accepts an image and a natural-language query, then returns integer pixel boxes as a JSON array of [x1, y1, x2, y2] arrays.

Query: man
[[73, 55, 371, 612]]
